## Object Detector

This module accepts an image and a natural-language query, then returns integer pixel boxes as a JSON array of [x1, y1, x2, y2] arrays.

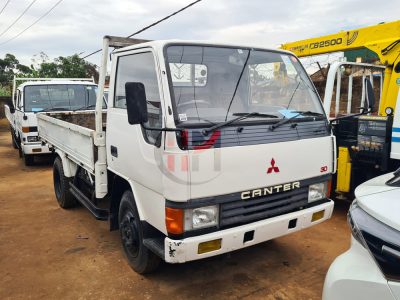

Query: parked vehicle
[[4, 78, 97, 165], [323, 169, 400, 300], [38, 36, 336, 273]]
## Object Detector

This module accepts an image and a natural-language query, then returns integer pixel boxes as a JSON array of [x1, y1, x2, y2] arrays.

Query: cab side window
[[114, 52, 162, 146]]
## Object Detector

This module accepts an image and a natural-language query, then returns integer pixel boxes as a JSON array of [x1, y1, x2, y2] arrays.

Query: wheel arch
[[109, 172, 146, 231], [54, 150, 77, 178]]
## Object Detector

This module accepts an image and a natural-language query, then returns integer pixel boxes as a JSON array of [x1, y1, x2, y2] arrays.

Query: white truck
[[5, 78, 98, 165], [38, 36, 336, 273]]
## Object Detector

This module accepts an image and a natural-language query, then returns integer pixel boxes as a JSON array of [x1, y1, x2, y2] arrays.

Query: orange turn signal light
[[22, 127, 30, 133], [327, 179, 332, 198], [165, 207, 184, 235]]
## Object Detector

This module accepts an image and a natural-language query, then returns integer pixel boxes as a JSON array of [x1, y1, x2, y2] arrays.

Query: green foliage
[[0, 54, 32, 88], [0, 52, 98, 90], [0, 85, 11, 96], [29, 52, 97, 79]]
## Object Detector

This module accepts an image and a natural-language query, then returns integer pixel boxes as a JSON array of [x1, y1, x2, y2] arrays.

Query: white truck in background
[[38, 36, 336, 273], [4, 77, 97, 165]]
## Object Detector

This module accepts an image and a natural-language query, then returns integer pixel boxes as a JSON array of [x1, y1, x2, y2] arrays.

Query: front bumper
[[164, 199, 334, 263], [21, 142, 51, 155], [322, 236, 396, 300]]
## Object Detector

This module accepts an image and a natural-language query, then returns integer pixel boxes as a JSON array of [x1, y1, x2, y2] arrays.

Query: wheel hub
[[121, 212, 139, 257]]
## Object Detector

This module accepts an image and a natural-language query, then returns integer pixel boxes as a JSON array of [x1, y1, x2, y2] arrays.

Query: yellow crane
[[281, 20, 400, 198], [281, 20, 400, 115]]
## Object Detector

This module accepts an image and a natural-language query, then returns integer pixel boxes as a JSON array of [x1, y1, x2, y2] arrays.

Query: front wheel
[[23, 154, 34, 166], [118, 191, 160, 274]]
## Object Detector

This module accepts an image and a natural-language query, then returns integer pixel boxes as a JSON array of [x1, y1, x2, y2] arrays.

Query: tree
[[0, 54, 32, 89], [31, 52, 98, 80]]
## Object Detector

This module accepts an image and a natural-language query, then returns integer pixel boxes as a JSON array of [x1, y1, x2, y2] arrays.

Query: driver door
[[106, 49, 165, 198]]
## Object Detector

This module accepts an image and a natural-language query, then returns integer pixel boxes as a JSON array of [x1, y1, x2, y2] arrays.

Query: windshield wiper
[[224, 50, 251, 121], [270, 111, 324, 131], [232, 112, 278, 118], [203, 112, 278, 135], [39, 107, 70, 112], [291, 110, 325, 117]]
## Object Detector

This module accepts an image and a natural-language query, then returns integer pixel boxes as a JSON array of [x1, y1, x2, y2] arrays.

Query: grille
[[188, 120, 329, 149], [220, 187, 309, 227]]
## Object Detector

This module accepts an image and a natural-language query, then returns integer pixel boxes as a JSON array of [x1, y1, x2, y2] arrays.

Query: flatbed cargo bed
[[37, 111, 106, 173]]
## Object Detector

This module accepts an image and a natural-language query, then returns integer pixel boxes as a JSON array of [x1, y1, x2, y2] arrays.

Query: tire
[[118, 191, 160, 274], [23, 154, 34, 166], [18, 142, 23, 158], [53, 156, 76, 208], [10, 128, 18, 149]]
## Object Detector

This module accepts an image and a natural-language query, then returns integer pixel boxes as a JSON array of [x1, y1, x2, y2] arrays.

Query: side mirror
[[125, 82, 148, 125], [364, 78, 375, 113]]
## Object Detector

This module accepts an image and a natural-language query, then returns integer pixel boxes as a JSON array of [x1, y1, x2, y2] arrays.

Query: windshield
[[23, 84, 100, 112], [166, 45, 324, 125]]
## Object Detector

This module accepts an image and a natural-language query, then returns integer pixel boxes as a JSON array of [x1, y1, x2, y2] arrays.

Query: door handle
[[111, 145, 118, 158]]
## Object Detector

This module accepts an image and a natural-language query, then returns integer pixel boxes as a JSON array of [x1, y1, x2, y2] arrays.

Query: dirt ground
[[0, 118, 350, 300]]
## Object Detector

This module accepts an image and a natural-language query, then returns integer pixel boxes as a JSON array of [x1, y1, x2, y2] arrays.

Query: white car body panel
[[390, 282, 400, 300], [324, 172, 400, 299], [189, 136, 334, 199], [355, 176, 400, 231], [323, 237, 396, 300], [354, 173, 398, 197]]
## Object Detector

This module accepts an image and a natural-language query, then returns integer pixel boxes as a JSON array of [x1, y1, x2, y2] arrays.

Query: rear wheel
[[53, 156, 76, 208], [118, 191, 160, 274]]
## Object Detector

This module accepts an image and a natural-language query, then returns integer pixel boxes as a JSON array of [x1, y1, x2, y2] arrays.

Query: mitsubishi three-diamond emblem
[[267, 158, 280, 174]]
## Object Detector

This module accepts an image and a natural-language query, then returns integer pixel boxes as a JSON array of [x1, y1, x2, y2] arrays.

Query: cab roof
[[17, 80, 97, 90], [113, 39, 294, 56]]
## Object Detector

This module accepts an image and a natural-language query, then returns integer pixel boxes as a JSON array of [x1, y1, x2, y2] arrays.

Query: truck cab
[[5, 78, 97, 165], [38, 37, 336, 273]]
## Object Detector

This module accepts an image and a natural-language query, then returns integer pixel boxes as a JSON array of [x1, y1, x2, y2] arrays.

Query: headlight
[[308, 182, 328, 203], [27, 136, 39, 143], [184, 205, 219, 231], [349, 203, 400, 282], [347, 201, 364, 244]]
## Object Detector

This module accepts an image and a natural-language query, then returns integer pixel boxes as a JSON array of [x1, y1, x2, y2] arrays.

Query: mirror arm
[[329, 109, 371, 124], [140, 123, 183, 132]]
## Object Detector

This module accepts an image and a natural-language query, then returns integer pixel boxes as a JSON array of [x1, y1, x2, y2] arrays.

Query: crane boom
[[281, 20, 400, 114]]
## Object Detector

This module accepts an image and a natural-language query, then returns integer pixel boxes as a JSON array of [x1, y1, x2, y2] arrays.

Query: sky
[[0, 0, 398, 72]]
